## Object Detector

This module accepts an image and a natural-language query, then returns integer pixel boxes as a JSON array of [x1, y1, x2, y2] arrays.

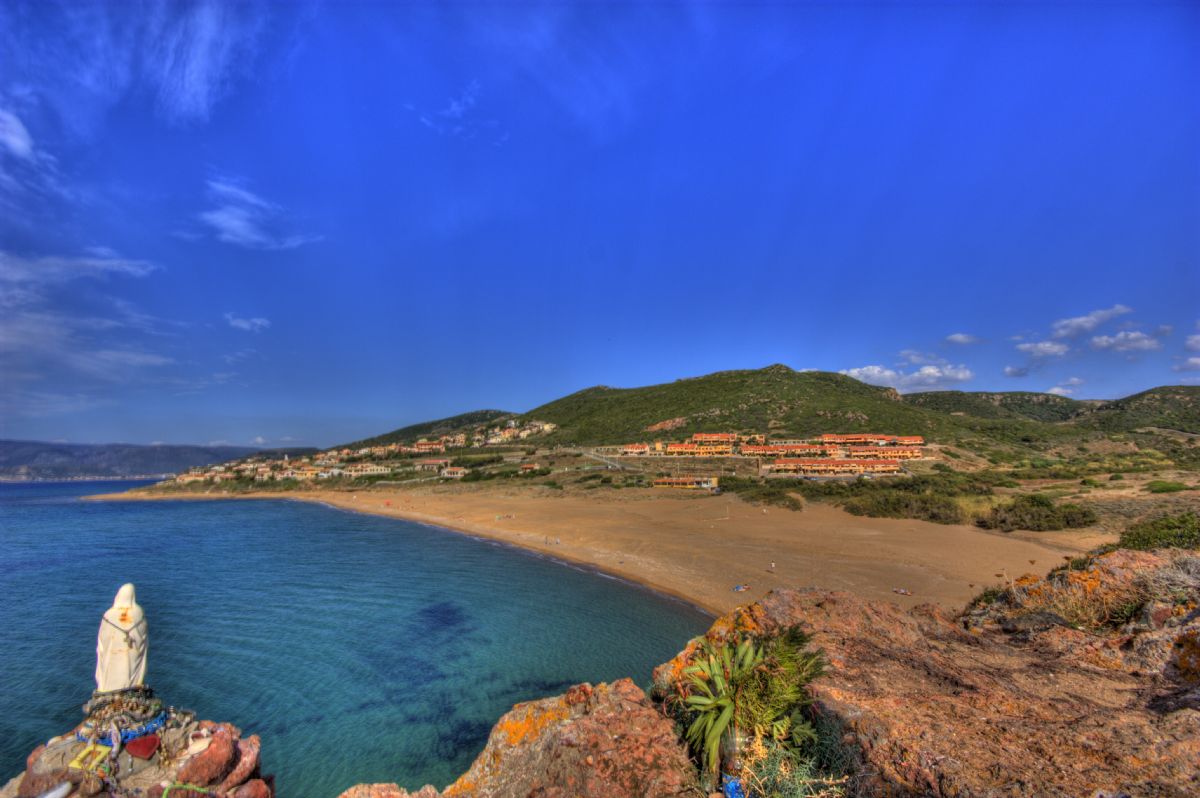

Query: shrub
[[721, 477, 804, 511], [1118, 511, 1200, 551], [1145, 480, 1190, 494], [1109, 473, 1124, 481], [976, 494, 1097, 532], [842, 491, 964, 525]]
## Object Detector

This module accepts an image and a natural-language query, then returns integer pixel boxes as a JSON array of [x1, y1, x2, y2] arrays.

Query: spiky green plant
[[680, 637, 763, 776]]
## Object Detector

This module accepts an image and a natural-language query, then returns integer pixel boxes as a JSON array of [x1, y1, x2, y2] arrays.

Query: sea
[[0, 481, 711, 796]]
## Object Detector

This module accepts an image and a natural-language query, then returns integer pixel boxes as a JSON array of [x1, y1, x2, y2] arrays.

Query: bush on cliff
[[976, 493, 1097, 532]]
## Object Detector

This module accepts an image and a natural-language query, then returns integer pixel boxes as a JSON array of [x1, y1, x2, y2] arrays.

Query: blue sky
[[1, 1, 1197, 447]]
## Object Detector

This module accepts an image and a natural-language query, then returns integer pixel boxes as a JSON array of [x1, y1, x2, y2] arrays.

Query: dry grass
[[1001, 552, 1200, 631]]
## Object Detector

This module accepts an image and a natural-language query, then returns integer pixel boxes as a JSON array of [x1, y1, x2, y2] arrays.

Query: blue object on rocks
[[722, 775, 747, 798]]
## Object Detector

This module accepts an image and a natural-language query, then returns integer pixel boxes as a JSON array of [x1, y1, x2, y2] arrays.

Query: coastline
[[88, 484, 1110, 615]]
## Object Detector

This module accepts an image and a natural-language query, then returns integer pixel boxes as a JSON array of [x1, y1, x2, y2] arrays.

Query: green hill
[[346, 409, 514, 448], [1070, 386, 1200, 433], [516, 366, 948, 445], [901, 390, 1087, 422]]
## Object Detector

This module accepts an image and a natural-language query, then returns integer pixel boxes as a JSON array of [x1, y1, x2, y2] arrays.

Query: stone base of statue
[[1, 686, 272, 798]]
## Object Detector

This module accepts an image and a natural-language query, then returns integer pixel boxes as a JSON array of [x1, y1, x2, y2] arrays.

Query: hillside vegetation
[[346, 409, 513, 448]]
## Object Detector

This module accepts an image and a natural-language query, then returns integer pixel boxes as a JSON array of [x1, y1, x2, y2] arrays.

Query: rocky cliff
[[346, 549, 1199, 798]]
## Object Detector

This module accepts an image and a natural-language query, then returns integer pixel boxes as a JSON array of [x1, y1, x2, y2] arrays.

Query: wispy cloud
[[1090, 330, 1162, 352], [1003, 365, 1029, 378], [410, 80, 507, 144], [0, 248, 175, 418], [0, 1, 269, 128], [0, 249, 156, 289], [1016, 341, 1069, 358], [945, 333, 979, 345], [198, 178, 321, 250], [1185, 328, 1200, 352], [224, 312, 270, 332], [1050, 304, 1132, 339]]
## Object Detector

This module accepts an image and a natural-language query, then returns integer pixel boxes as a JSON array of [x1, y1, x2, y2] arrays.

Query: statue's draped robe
[[95, 583, 148, 693]]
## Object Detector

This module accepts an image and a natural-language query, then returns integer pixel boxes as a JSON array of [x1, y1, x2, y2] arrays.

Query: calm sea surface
[[0, 481, 710, 796]]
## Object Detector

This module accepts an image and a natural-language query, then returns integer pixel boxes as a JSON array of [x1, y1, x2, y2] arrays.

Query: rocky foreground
[[2, 718, 271, 798], [345, 549, 1199, 798]]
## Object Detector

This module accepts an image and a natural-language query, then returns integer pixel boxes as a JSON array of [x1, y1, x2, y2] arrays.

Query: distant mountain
[[0, 440, 288, 480], [344, 409, 514, 448]]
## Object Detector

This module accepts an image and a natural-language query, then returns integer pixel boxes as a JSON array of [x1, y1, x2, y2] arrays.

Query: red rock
[[220, 733, 262, 790], [233, 778, 273, 798], [177, 725, 237, 786], [24, 744, 45, 771]]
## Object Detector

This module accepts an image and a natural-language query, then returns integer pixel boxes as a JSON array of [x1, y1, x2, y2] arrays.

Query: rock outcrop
[[653, 549, 1200, 797], [337, 680, 701, 798]]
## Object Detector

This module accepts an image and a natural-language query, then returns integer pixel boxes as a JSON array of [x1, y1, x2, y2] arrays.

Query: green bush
[[1145, 480, 1190, 494], [1118, 511, 1200, 550], [976, 493, 1097, 532], [1109, 473, 1124, 481]]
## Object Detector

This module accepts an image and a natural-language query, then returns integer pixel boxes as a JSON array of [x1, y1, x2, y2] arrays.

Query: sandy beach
[[90, 483, 1113, 615]]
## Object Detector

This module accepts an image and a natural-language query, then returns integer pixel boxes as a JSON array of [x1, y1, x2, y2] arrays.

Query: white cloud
[[251, 435, 268, 446], [198, 178, 321, 250], [945, 333, 979, 345], [1174, 357, 1200, 373], [1050, 304, 1132, 339], [1016, 341, 1069, 358], [1186, 334, 1200, 352], [1047, 376, 1084, 396], [0, 109, 34, 160], [1003, 365, 1029, 378], [841, 363, 974, 392], [224, 312, 270, 332], [1090, 330, 1162, 352]]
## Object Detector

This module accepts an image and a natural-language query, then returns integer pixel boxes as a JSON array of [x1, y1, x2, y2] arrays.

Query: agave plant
[[675, 627, 827, 778], [681, 637, 763, 776]]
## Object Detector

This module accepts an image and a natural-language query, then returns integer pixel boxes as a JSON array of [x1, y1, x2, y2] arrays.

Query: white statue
[[95, 583, 148, 693]]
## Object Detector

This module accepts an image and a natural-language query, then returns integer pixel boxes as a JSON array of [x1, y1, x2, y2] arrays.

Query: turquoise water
[[0, 482, 710, 796]]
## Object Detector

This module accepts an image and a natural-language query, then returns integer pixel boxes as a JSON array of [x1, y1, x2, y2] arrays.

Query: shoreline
[[87, 485, 1110, 615]]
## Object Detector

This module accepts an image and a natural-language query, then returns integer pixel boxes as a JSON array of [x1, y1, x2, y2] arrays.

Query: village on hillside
[[168, 417, 929, 493]]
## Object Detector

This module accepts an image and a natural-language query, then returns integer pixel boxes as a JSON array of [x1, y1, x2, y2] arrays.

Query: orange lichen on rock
[[495, 697, 570, 747], [1174, 629, 1200, 682]]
